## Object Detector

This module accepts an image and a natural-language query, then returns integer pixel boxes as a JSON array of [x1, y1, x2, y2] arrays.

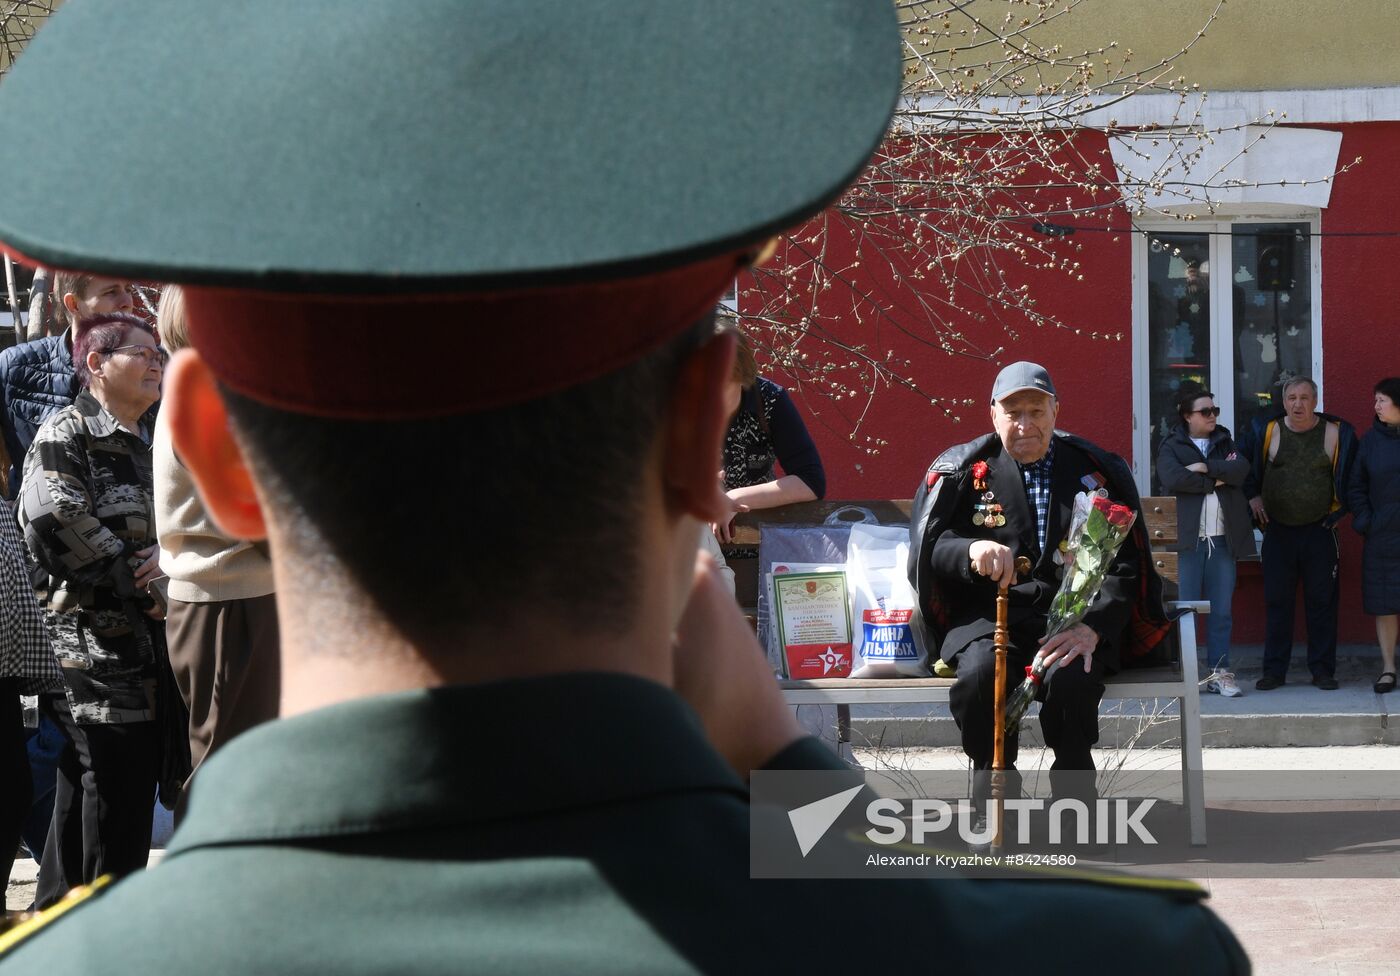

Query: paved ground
[[1208, 876, 1400, 976], [9, 743, 1399, 973], [848, 743, 1400, 975]]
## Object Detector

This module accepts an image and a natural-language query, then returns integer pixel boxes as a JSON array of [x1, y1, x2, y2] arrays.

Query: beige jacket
[[153, 410, 275, 603]]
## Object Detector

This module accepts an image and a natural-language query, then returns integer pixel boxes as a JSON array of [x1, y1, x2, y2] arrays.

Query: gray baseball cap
[[991, 361, 1057, 402]]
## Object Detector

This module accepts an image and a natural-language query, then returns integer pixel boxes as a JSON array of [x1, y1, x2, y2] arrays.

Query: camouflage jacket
[[19, 390, 158, 723]]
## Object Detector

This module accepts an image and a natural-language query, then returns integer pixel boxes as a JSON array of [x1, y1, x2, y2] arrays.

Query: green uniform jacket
[[0, 673, 1249, 974]]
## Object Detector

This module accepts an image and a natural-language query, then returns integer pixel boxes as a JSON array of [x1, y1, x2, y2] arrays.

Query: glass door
[[1133, 218, 1318, 496], [1144, 232, 1213, 494], [1230, 223, 1314, 436]]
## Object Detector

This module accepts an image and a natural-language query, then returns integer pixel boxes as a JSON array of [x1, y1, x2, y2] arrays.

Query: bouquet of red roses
[[1003, 489, 1137, 735]]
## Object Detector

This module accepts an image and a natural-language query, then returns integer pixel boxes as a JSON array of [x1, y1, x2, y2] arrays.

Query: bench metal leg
[[1176, 615, 1207, 846]]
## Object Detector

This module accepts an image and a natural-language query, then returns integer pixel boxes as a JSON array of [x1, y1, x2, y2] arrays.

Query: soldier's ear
[[662, 330, 735, 523], [164, 349, 267, 541]]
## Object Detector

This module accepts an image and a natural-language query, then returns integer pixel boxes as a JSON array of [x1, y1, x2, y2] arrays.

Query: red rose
[[971, 461, 989, 481], [1091, 494, 1114, 515], [1106, 504, 1135, 528]]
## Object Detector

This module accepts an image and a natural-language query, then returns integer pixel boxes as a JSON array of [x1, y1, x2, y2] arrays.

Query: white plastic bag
[[847, 523, 928, 678]]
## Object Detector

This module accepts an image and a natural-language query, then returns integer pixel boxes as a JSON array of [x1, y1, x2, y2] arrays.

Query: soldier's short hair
[[220, 314, 715, 651]]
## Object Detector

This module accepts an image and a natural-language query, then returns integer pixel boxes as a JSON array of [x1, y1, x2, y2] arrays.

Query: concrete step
[[838, 644, 1398, 749], [848, 708, 1400, 750]]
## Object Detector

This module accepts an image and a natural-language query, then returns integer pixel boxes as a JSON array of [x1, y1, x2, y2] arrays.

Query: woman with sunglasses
[[1156, 389, 1257, 697], [17, 311, 168, 906]]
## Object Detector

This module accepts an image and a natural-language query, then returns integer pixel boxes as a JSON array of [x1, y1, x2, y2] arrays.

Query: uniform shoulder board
[[968, 858, 1211, 899], [1062, 868, 1209, 901], [0, 874, 113, 958]]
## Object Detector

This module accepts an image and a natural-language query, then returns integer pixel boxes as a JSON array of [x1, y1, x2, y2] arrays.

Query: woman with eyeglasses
[[17, 311, 169, 907], [1156, 388, 1257, 698]]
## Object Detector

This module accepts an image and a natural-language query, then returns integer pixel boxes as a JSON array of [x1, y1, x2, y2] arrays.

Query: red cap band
[[180, 252, 743, 418]]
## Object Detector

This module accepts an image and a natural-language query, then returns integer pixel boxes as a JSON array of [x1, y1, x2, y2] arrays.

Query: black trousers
[[1, 677, 31, 894], [35, 692, 158, 909], [948, 636, 1105, 805], [1261, 520, 1340, 681]]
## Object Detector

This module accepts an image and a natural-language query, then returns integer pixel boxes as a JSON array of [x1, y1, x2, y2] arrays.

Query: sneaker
[[1312, 674, 1340, 691], [1255, 674, 1285, 691], [1205, 668, 1243, 697]]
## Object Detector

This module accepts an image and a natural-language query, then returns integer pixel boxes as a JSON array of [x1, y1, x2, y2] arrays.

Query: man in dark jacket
[[908, 363, 1166, 807], [0, 272, 134, 493], [1239, 377, 1357, 690]]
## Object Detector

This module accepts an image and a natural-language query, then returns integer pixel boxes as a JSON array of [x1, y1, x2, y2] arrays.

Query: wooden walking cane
[[991, 555, 1033, 856]]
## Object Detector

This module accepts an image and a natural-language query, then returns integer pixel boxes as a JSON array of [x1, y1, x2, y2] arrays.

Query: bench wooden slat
[[725, 499, 914, 547], [1142, 495, 1177, 547], [1150, 550, 1178, 582]]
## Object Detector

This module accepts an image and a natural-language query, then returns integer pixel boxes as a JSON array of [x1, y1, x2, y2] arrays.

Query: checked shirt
[[1017, 440, 1055, 554], [0, 497, 59, 693]]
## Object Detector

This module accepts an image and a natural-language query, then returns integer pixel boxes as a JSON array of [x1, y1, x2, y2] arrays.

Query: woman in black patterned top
[[19, 312, 167, 907], [713, 325, 825, 543], [1, 499, 59, 894]]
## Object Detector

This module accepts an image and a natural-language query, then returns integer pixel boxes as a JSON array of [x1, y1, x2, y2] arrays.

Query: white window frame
[[718, 276, 739, 314], [1130, 211, 1323, 494]]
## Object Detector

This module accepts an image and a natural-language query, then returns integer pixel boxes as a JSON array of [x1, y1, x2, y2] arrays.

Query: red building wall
[[1312, 121, 1400, 645], [745, 121, 1400, 645]]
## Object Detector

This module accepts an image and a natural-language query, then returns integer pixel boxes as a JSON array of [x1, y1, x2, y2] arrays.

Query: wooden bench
[[724, 497, 1209, 846]]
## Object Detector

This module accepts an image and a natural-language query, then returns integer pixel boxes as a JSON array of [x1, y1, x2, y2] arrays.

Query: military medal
[[982, 497, 1005, 527], [971, 461, 1005, 527], [979, 492, 1005, 528]]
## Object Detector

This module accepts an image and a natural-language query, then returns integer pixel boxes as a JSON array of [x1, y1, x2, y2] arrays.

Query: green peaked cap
[[0, 0, 899, 293]]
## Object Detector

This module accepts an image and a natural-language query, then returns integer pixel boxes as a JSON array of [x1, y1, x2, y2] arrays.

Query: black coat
[[1349, 418, 1400, 615], [907, 432, 1170, 673], [1154, 424, 1257, 560]]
